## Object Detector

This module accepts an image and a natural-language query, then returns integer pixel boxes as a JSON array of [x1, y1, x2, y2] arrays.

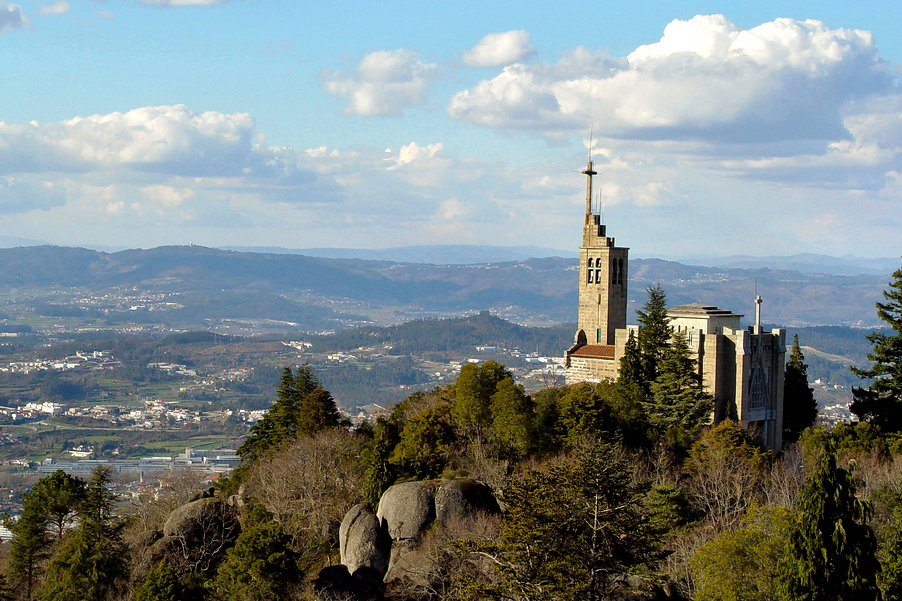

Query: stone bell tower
[[576, 160, 628, 346]]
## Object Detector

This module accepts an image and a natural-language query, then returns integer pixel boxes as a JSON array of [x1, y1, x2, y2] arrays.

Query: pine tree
[[6, 496, 50, 600], [213, 505, 301, 601], [237, 364, 331, 462], [851, 264, 902, 430], [38, 467, 128, 601], [778, 440, 880, 601], [784, 334, 818, 442], [645, 331, 713, 440], [30, 470, 86, 541], [457, 442, 660, 601], [636, 284, 672, 389]]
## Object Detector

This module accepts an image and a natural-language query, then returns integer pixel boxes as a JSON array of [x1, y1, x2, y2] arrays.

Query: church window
[[618, 259, 624, 284], [588, 258, 594, 268], [587, 269, 594, 284], [597, 329, 602, 343], [595, 269, 601, 283]]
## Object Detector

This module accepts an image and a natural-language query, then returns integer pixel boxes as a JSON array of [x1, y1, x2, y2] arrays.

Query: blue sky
[[2, 0, 902, 259]]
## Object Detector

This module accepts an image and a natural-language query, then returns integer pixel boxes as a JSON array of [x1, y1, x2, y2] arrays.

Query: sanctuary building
[[563, 160, 786, 451]]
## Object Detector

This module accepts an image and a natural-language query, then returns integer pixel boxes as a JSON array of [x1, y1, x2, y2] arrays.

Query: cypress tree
[[784, 334, 818, 442], [851, 264, 902, 430], [645, 331, 713, 440], [779, 441, 880, 601], [637, 284, 672, 388], [296, 385, 340, 436]]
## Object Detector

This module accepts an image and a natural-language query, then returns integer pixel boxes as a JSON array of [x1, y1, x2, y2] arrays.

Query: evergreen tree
[[29, 470, 86, 541], [6, 470, 86, 600], [784, 334, 818, 442], [617, 330, 643, 388], [489, 378, 534, 457], [38, 467, 128, 601], [296, 385, 340, 436], [645, 331, 713, 441], [778, 441, 880, 601], [636, 284, 672, 390], [453, 360, 509, 437], [389, 405, 455, 480], [213, 505, 301, 601], [6, 496, 50, 600], [457, 442, 660, 601], [360, 416, 401, 507], [237, 364, 333, 463], [880, 505, 902, 601], [851, 264, 902, 430], [134, 561, 187, 601]]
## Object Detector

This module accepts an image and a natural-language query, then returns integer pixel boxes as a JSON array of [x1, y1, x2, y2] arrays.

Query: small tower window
[[588, 258, 594, 268], [587, 269, 594, 284], [595, 269, 601, 283], [618, 258, 624, 285]]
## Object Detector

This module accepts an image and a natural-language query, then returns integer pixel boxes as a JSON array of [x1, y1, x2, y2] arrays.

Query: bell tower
[[576, 160, 628, 346]]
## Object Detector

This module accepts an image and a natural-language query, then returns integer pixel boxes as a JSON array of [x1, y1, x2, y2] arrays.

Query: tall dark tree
[[38, 467, 128, 601], [30, 470, 86, 541], [213, 505, 301, 601], [457, 442, 660, 601], [6, 496, 50, 600], [296, 385, 341, 436], [778, 440, 880, 601], [237, 364, 332, 462], [453, 360, 510, 438], [784, 334, 818, 442], [6, 470, 86, 600], [645, 331, 713, 442], [851, 264, 902, 430], [636, 284, 672, 389]]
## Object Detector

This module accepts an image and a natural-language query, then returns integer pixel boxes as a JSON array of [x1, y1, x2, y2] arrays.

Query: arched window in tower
[[587, 258, 594, 283], [618, 258, 624, 285], [612, 260, 618, 285], [595, 268, 601, 283]]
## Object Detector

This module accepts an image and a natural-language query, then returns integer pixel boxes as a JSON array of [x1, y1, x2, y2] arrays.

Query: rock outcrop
[[332, 478, 500, 590], [339, 503, 391, 575]]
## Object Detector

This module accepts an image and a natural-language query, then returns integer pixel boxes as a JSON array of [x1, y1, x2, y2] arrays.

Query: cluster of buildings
[[564, 160, 787, 452], [0, 350, 120, 374]]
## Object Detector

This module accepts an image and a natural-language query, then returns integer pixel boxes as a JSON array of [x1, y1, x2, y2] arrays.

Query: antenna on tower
[[588, 125, 594, 162]]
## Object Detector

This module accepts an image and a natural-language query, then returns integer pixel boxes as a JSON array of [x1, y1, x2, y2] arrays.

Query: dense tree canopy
[[784, 334, 819, 442], [852, 264, 902, 430]]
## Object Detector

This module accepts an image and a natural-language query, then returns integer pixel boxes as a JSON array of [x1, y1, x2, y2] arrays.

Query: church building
[[563, 160, 786, 451]]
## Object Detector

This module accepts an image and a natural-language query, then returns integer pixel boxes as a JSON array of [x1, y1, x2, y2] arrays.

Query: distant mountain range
[[0, 245, 891, 330], [2, 238, 895, 276]]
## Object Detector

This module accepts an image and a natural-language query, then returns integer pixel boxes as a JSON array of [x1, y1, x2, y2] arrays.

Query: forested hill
[[0, 245, 892, 330], [309, 311, 574, 356]]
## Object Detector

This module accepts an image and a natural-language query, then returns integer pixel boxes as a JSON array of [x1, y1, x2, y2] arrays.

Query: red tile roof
[[570, 344, 616, 359]]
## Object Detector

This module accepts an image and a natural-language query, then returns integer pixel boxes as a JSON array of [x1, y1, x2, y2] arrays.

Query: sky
[[1, 1, 902, 260]]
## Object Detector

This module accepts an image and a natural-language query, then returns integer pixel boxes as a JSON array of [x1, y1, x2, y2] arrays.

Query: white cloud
[[449, 15, 890, 143], [322, 49, 440, 116], [463, 30, 536, 68], [0, 3, 27, 32], [0, 105, 260, 176], [38, 1, 69, 15], [388, 141, 444, 169]]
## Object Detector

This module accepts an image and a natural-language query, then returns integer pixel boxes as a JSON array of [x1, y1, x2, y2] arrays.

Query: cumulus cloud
[[0, 3, 27, 32], [322, 49, 440, 116], [0, 105, 262, 176], [388, 141, 444, 169], [463, 30, 536, 67], [38, 1, 69, 15], [449, 15, 891, 143]]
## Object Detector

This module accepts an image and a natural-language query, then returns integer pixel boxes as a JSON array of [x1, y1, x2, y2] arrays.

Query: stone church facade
[[564, 160, 786, 451]]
